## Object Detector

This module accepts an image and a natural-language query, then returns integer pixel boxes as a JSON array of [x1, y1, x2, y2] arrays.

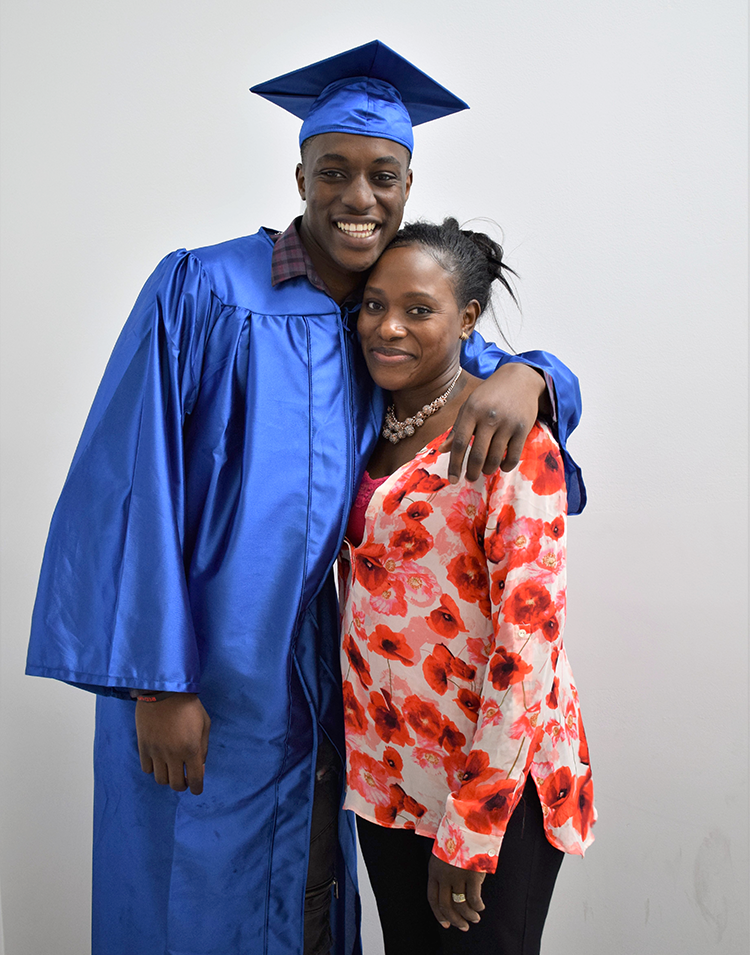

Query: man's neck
[[319, 269, 364, 307], [298, 221, 365, 306]]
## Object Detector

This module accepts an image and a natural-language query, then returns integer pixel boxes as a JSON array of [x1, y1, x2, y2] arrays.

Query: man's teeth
[[336, 222, 376, 236]]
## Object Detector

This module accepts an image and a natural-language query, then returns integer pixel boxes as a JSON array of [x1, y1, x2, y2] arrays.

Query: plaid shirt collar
[[270, 217, 330, 295], [270, 217, 363, 314]]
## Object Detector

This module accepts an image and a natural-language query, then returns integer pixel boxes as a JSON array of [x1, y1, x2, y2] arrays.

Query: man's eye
[[373, 174, 397, 183], [320, 169, 344, 178]]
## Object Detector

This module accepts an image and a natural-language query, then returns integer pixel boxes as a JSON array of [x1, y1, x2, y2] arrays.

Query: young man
[[27, 42, 584, 955]]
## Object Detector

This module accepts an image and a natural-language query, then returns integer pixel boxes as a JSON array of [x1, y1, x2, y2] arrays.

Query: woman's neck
[[368, 373, 481, 478], [390, 365, 463, 422]]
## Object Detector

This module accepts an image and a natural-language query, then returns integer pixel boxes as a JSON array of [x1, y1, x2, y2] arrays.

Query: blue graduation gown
[[27, 228, 584, 955]]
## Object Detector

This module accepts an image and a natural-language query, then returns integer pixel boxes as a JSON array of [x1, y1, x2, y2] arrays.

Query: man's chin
[[333, 246, 386, 276]]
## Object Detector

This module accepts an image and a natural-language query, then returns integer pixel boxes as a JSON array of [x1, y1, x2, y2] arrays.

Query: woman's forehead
[[369, 244, 450, 283], [366, 245, 457, 301]]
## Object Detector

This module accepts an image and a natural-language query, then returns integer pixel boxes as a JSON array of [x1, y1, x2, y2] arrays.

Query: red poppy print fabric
[[338, 422, 595, 873]]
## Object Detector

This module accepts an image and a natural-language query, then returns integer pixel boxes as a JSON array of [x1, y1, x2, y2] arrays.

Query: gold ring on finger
[[451, 892, 467, 903]]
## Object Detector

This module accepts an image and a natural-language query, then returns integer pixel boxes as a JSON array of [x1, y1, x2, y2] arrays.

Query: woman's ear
[[460, 300, 481, 339]]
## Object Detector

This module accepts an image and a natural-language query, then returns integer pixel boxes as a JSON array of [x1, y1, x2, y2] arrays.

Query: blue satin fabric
[[300, 77, 415, 152], [27, 228, 583, 955], [460, 333, 586, 515]]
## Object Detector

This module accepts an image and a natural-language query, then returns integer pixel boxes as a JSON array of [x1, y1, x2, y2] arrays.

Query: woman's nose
[[379, 311, 406, 338]]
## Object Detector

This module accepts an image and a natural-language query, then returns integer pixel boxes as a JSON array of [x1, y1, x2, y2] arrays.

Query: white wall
[[1, 2, 746, 953]]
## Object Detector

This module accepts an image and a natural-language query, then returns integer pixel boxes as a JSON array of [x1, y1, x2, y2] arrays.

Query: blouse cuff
[[433, 810, 505, 874]]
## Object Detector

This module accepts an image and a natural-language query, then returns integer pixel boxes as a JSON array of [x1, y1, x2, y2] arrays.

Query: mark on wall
[[693, 829, 730, 942]]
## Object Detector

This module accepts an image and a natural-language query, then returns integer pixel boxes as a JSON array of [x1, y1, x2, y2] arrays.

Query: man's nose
[[341, 174, 375, 211]]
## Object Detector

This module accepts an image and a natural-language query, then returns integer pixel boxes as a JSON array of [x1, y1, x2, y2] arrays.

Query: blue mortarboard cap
[[250, 40, 468, 154]]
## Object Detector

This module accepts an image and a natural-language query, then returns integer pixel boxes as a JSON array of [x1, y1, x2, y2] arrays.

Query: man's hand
[[135, 693, 211, 795], [427, 855, 486, 931], [441, 363, 549, 483]]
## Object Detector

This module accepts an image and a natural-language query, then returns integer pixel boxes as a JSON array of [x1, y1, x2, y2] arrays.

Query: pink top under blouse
[[347, 471, 389, 547], [338, 422, 595, 873]]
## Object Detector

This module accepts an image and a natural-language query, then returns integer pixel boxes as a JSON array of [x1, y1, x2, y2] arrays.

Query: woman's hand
[[135, 693, 211, 795], [427, 855, 486, 931], [442, 362, 549, 483]]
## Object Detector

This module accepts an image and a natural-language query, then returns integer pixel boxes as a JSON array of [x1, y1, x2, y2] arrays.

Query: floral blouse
[[338, 422, 595, 873]]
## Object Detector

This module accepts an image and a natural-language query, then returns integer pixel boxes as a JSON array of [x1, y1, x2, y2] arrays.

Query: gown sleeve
[[26, 250, 216, 696], [432, 423, 569, 872], [460, 331, 586, 515]]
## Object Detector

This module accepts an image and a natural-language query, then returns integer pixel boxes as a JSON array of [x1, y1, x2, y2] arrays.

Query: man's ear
[[295, 162, 306, 201], [404, 168, 413, 203]]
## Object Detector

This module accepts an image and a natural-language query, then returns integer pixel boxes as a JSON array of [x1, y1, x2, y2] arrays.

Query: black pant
[[356, 776, 564, 955], [304, 734, 341, 955]]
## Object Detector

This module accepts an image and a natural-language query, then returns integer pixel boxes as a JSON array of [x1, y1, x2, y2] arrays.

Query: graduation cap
[[250, 40, 468, 154]]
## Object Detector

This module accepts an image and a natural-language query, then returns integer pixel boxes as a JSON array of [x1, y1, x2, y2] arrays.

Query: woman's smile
[[369, 346, 415, 364]]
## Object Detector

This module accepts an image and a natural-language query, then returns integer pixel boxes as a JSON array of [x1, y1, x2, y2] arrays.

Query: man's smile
[[335, 221, 379, 238]]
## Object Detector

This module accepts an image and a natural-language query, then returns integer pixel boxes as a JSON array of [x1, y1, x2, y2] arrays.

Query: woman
[[338, 219, 594, 955]]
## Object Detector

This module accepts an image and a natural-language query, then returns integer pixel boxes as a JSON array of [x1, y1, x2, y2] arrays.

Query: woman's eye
[[408, 306, 432, 316], [364, 300, 383, 312]]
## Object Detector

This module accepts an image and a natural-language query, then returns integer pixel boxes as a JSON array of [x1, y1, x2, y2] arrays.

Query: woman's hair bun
[[460, 229, 509, 285]]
